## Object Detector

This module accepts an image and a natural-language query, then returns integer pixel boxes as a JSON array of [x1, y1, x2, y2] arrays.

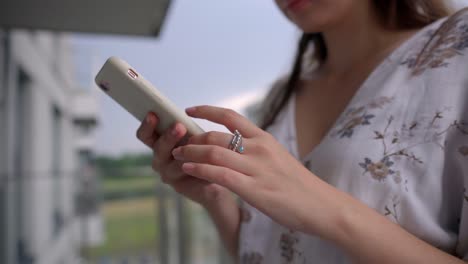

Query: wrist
[[201, 189, 236, 212], [299, 176, 351, 241], [303, 181, 374, 254]]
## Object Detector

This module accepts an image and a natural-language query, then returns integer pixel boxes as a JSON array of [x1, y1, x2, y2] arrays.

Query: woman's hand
[[136, 112, 233, 208], [175, 106, 468, 264], [137, 112, 243, 258], [173, 106, 341, 235]]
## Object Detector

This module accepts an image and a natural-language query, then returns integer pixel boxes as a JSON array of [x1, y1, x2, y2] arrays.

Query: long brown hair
[[259, 0, 452, 130]]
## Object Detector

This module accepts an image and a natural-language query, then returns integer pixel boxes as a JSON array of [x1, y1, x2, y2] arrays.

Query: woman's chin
[[293, 17, 340, 34], [294, 22, 327, 34]]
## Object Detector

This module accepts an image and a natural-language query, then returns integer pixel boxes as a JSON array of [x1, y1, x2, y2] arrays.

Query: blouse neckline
[[288, 18, 446, 164]]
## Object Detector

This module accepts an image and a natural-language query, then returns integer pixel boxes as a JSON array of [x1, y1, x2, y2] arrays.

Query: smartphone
[[95, 57, 205, 138]]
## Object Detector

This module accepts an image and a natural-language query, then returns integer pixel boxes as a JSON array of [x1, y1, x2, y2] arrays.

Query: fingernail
[[146, 114, 152, 124], [182, 163, 195, 172], [171, 124, 179, 136], [186, 107, 197, 114], [172, 147, 183, 160]]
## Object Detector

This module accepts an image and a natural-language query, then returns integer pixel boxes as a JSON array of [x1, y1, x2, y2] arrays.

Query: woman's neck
[[319, 5, 418, 76]]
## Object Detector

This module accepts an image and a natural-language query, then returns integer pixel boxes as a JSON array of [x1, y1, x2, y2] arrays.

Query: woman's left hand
[[172, 105, 341, 235]]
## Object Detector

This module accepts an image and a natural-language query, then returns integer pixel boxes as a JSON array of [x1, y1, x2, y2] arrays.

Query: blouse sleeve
[[454, 84, 468, 260], [430, 7, 468, 259]]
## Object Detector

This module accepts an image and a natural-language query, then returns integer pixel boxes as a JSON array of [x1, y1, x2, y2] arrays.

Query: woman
[[136, 0, 468, 263]]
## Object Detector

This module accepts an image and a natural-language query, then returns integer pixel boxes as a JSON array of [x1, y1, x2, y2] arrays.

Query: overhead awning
[[0, 0, 172, 37]]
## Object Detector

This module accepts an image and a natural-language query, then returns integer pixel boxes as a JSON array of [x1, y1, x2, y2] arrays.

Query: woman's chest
[[294, 81, 363, 160], [296, 88, 464, 216], [263, 87, 466, 249]]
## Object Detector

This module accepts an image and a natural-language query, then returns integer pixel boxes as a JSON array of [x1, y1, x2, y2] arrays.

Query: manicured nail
[[186, 107, 197, 114], [171, 124, 179, 136], [182, 163, 195, 172], [172, 147, 183, 160]]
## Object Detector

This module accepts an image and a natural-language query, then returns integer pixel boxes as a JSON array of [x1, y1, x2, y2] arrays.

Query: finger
[[185, 105, 263, 138], [181, 162, 252, 197], [188, 131, 253, 154], [172, 144, 254, 175], [171, 176, 211, 193], [171, 177, 225, 203], [136, 112, 159, 148], [164, 160, 185, 179], [153, 159, 185, 183], [153, 122, 188, 163], [187, 131, 233, 148]]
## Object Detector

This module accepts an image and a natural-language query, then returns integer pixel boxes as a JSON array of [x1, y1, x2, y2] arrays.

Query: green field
[[87, 197, 159, 259], [86, 169, 224, 262], [86, 173, 159, 260], [102, 176, 156, 194]]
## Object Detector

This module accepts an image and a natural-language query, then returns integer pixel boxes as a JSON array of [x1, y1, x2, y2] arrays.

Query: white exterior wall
[[0, 30, 98, 264], [0, 29, 17, 264], [72, 90, 100, 150], [71, 88, 103, 248], [13, 30, 79, 264]]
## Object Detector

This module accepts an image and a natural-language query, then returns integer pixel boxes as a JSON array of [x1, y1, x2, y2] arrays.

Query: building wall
[[0, 28, 15, 264], [0, 30, 97, 264], [0, 30, 4, 264]]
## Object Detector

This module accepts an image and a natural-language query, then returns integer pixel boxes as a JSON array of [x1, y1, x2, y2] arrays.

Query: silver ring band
[[229, 130, 244, 153]]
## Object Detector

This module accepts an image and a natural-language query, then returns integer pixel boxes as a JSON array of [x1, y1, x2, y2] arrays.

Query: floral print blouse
[[238, 8, 468, 263]]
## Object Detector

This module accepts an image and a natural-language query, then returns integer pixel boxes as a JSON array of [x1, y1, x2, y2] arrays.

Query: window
[[78, 150, 92, 168], [16, 70, 34, 263], [52, 106, 64, 237], [0, 31, 6, 262], [0, 31, 5, 106]]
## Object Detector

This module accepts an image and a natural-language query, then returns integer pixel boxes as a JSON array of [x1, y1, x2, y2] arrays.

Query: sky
[[71, 0, 468, 156], [71, 0, 298, 156]]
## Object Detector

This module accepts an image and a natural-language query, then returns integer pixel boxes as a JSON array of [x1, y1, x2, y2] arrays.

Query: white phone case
[[95, 56, 205, 137]]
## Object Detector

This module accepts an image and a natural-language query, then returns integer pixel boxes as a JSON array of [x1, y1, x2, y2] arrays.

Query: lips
[[285, 0, 310, 11]]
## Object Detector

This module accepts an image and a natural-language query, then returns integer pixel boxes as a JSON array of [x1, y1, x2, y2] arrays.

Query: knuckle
[[207, 148, 222, 163], [218, 168, 231, 186], [254, 142, 270, 156], [222, 109, 237, 123], [205, 132, 218, 144]]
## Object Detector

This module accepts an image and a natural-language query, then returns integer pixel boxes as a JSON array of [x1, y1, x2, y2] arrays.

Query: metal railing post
[[157, 180, 169, 264]]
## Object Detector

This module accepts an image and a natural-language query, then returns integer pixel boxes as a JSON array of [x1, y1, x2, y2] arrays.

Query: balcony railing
[[1, 166, 234, 264]]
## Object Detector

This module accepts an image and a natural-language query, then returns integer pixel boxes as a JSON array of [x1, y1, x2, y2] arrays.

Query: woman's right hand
[[138, 112, 242, 258], [136, 112, 232, 208]]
